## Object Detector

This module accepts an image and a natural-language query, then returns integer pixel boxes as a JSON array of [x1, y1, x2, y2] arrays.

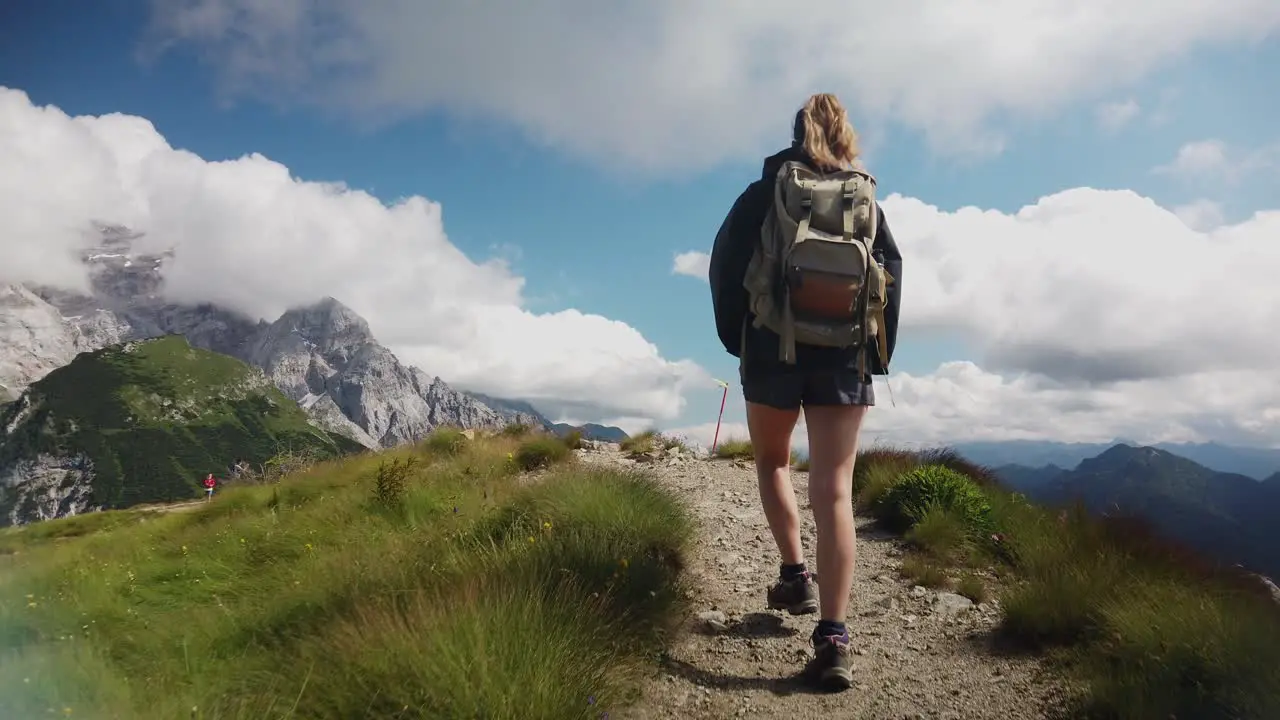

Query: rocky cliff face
[[242, 297, 527, 446], [1, 228, 543, 448], [0, 451, 96, 526]]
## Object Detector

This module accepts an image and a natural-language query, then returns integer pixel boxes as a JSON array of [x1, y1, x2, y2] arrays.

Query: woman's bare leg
[[803, 404, 868, 624], [745, 401, 803, 565]]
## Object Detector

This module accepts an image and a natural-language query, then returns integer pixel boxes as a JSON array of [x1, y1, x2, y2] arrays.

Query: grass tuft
[[955, 573, 990, 604], [513, 435, 573, 471], [712, 438, 753, 460], [422, 426, 469, 457], [619, 430, 688, 459], [899, 553, 950, 589], [877, 464, 994, 539], [904, 502, 973, 563]]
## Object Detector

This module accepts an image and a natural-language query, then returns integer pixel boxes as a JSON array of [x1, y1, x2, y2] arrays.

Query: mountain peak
[[275, 297, 372, 345], [1096, 442, 1141, 458], [1081, 443, 1188, 473]]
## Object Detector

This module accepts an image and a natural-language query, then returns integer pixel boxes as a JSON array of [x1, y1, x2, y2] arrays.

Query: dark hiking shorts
[[741, 370, 876, 411]]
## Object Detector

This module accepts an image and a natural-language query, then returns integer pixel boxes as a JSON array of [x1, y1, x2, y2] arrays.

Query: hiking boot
[[804, 628, 854, 691], [766, 571, 818, 615]]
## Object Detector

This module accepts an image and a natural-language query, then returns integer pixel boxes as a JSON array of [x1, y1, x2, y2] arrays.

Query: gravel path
[[582, 445, 1070, 720]]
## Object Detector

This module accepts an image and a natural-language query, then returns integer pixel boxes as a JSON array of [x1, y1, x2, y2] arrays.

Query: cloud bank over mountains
[[0, 87, 706, 424], [144, 0, 1280, 171], [5, 83, 1279, 448]]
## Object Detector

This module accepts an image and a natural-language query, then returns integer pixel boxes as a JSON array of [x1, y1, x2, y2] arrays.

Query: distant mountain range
[[955, 439, 1280, 480], [463, 393, 628, 442], [991, 444, 1280, 579], [0, 225, 626, 448], [550, 422, 630, 443]]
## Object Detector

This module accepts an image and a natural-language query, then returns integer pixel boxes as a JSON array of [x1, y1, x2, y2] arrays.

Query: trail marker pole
[[711, 379, 730, 453]]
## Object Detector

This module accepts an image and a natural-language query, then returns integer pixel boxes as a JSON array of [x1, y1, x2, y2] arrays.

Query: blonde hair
[[793, 93, 860, 171]]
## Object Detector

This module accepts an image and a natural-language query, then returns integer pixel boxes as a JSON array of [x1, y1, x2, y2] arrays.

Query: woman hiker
[[708, 92, 903, 690]]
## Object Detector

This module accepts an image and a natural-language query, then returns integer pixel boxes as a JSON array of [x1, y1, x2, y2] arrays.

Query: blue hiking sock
[[780, 562, 807, 581], [815, 619, 847, 638]]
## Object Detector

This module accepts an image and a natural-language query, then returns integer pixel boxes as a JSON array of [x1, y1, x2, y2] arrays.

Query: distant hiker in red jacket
[[708, 93, 903, 692], [203, 474, 217, 501]]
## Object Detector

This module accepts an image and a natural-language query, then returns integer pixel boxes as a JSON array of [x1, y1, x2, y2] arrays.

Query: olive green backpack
[[743, 159, 892, 375]]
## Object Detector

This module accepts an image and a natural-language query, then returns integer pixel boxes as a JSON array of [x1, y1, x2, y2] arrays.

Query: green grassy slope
[[855, 446, 1280, 720], [0, 431, 693, 719], [0, 336, 361, 522]]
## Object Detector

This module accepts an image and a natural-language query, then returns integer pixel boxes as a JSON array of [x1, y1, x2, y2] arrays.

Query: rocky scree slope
[[0, 335, 359, 526], [2, 226, 547, 448], [576, 443, 1069, 720]]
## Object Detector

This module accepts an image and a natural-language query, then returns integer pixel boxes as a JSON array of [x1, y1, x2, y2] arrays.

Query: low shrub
[[514, 436, 572, 471], [372, 457, 417, 507], [423, 427, 468, 457], [878, 464, 993, 539]]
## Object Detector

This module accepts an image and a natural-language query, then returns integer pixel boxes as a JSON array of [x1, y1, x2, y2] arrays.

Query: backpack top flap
[[775, 161, 877, 242]]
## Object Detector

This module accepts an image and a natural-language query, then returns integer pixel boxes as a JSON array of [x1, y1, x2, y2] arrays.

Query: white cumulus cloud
[[0, 87, 708, 423], [674, 186, 1280, 448], [1154, 139, 1280, 183], [143, 0, 1280, 172], [672, 251, 711, 280]]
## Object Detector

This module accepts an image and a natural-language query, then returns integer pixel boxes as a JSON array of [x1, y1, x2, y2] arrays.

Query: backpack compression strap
[[777, 182, 814, 364]]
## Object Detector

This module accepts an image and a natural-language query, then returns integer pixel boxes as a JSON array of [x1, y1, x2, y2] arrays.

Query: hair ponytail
[[792, 93, 860, 171]]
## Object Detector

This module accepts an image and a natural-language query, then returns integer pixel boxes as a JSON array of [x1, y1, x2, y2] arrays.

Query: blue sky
[[2, 1, 1279, 448]]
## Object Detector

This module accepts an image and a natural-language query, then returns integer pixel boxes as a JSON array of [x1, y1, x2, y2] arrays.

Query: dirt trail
[[133, 499, 207, 515], [580, 443, 1069, 720]]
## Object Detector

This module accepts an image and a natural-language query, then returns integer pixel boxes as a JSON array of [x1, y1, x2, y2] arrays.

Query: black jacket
[[708, 146, 903, 376]]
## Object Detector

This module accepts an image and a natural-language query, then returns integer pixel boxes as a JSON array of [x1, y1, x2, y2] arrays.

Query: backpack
[[743, 159, 893, 375]]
